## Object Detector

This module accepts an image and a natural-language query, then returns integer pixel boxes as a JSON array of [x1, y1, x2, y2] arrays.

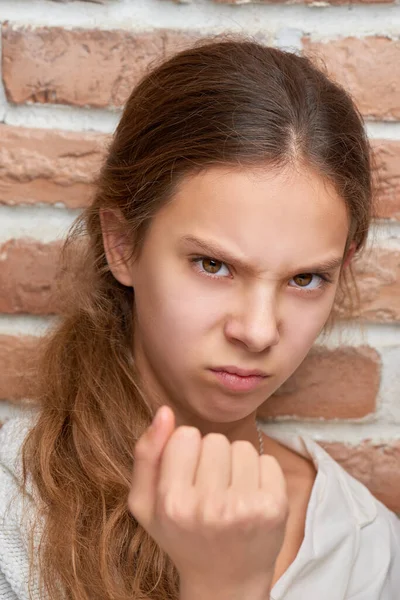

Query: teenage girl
[[0, 38, 399, 600]]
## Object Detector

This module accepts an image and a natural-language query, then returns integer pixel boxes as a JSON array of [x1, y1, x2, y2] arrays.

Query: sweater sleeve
[[0, 568, 19, 600], [0, 462, 36, 600], [0, 415, 43, 600]]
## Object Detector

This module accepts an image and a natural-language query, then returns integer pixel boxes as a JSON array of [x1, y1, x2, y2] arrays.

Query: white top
[[1, 414, 400, 599]]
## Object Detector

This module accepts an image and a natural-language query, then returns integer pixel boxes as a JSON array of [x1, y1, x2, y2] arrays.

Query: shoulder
[[268, 431, 400, 599], [308, 437, 400, 598], [270, 431, 398, 530]]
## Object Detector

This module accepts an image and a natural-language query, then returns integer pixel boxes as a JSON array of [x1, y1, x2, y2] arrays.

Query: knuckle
[[156, 492, 192, 527], [219, 498, 259, 535], [218, 493, 288, 532], [157, 492, 178, 519], [199, 497, 226, 527], [261, 454, 280, 469], [202, 432, 228, 446], [231, 439, 257, 454], [262, 493, 289, 525], [174, 425, 200, 440], [222, 496, 250, 523]]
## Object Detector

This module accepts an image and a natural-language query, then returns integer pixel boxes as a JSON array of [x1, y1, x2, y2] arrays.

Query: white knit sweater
[[0, 412, 47, 600], [1, 413, 400, 600]]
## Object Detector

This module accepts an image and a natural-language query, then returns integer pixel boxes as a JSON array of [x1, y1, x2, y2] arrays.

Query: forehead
[[152, 165, 349, 271]]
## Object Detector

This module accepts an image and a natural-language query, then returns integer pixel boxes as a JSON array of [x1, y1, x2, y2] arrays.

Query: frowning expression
[[129, 165, 349, 423]]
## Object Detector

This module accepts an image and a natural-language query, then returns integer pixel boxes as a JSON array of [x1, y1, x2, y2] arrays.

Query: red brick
[[0, 125, 108, 208], [2, 26, 197, 108], [341, 248, 400, 323], [258, 346, 379, 420], [0, 240, 62, 314], [322, 441, 400, 513], [0, 335, 40, 401], [303, 37, 400, 120], [372, 140, 400, 221]]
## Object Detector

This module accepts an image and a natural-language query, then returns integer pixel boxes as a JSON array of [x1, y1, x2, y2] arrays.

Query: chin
[[191, 393, 258, 424]]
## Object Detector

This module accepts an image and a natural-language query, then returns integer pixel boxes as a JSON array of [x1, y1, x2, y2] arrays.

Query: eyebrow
[[180, 235, 344, 275]]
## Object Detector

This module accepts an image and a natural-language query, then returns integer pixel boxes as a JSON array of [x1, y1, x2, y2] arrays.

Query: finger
[[128, 405, 175, 527], [259, 455, 287, 496], [194, 433, 231, 493], [230, 440, 259, 491], [158, 426, 202, 497]]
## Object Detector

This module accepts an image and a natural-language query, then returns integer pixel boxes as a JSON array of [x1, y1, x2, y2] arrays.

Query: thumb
[[128, 405, 175, 528]]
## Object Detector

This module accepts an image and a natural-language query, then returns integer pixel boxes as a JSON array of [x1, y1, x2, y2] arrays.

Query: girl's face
[[126, 165, 349, 423]]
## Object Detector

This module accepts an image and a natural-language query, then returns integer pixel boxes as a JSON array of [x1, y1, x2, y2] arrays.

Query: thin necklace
[[256, 422, 264, 456]]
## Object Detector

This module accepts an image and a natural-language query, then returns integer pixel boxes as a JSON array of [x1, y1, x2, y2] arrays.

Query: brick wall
[[1, 0, 400, 512]]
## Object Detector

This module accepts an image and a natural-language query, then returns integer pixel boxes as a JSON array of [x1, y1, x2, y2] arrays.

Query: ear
[[342, 241, 357, 270], [100, 208, 134, 287]]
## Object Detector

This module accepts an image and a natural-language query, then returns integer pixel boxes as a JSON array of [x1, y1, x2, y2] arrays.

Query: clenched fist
[[128, 406, 288, 600]]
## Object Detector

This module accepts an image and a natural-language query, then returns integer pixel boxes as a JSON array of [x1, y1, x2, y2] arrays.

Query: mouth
[[209, 366, 270, 393]]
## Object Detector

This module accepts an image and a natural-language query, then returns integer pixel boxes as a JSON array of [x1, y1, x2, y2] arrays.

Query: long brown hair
[[20, 37, 372, 599]]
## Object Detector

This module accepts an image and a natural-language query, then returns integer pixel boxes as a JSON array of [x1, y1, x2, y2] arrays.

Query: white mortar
[[0, 0, 399, 37]]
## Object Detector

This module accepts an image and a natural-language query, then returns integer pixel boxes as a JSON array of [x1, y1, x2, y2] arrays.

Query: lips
[[211, 366, 268, 378], [209, 366, 269, 392]]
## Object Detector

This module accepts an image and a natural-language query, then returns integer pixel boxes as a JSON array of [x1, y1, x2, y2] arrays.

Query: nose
[[224, 286, 280, 353]]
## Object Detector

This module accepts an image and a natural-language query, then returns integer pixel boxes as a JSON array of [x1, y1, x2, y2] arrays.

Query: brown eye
[[293, 273, 313, 287], [192, 257, 230, 278], [202, 258, 223, 274]]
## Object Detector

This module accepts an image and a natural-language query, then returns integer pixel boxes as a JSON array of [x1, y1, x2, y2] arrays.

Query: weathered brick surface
[[2, 26, 197, 108], [303, 37, 400, 120], [259, 346, 379, 420], [6, 28, 399, 118], [0, 335, 40, 401], [0, 240, 62, 314], [323, 441, 400, 513], [372, 140, 400, 220], [3, 29, 400, 122], [344, 248, 400, 323], [0, 125, 107, 208]]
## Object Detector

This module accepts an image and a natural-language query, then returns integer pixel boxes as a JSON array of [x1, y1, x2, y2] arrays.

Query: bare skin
[[101, 164, 351, 597], [130, 406, 288, 600]]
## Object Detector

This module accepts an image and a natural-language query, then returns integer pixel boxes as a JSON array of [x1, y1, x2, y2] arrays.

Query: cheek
[[134, 266, 226, 349], [282, 293, 336, 355]]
